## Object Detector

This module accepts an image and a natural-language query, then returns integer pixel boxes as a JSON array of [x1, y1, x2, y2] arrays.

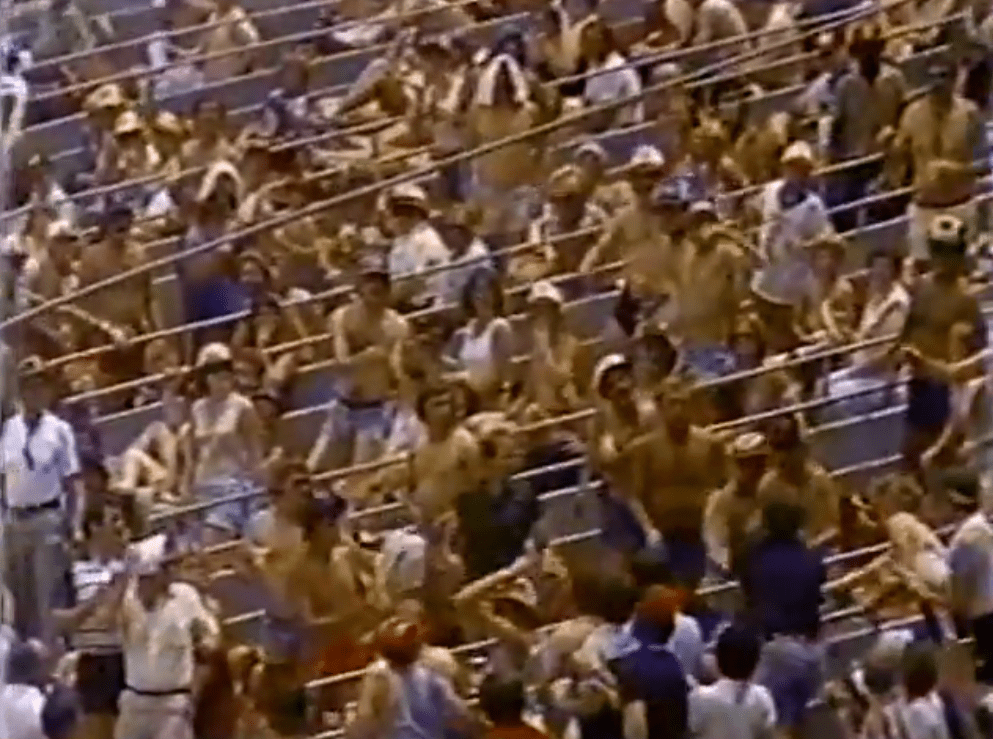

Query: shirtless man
[[756, 415, 841, 544], [75, 206, 158, 341], [579, 146, 677, 294], [405, 385, 480, 526], [282, 495, 377, 682], [631, 380, 728, 587], [889, 63, 986, 264], [360, 384, 480, 527], [75, 207, 164, 388], [309, 260, 410, 471], [674, 201, 749, 379], [899, 215, 989, 467]]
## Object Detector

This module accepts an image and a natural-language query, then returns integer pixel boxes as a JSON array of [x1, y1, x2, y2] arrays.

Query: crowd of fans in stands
[[1, 0, 993, 737]]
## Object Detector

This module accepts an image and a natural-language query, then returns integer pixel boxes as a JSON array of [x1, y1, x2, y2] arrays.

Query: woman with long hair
[[518, 280, 581, 417], [450, 269, 514, 408]]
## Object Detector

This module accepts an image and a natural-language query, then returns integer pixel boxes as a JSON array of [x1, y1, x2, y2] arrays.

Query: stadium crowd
[[0, 0, 993, 736]]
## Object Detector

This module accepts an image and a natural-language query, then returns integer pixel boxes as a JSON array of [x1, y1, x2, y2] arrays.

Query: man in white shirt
[[386, 184, 452, 311], [689, 624, 776, 739], [754, 142, 833, 308], [0, 641, 48, 739], [947, 471, 993, 683], [0, 358, 85, 645], [0, 56, 28, 152], [115, 536, 219, 739]]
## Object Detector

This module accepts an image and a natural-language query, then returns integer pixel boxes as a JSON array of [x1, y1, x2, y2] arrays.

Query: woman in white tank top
[[451, 269, 512, 406], [183, 343, 265, 543]]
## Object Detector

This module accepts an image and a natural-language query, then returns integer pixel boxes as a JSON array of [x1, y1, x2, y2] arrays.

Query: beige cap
[[592, 353, 632, 396], [575, 141, 607, 165], [389, 183, 430, 212], [152, 111, 185, 137], [547, 164, 585, 199], [84, 83, 125, 112], [45, 220, 74, 240], [195, 342, 233, 368], [730, 432, 768, 458], [113, 109, 144, 136], [626, 145, 666, 174], [781, 141, 815, 165], [528, 279, 564, 306]]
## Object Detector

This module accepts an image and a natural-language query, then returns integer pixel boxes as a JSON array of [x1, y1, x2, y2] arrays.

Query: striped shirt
[[70, 559, 123, 652]]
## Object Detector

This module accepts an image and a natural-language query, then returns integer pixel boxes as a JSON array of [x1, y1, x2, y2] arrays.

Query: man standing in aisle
[[0, 357, 85, 644], [116, 535, 219, 739], [899, 216, 987, 465]]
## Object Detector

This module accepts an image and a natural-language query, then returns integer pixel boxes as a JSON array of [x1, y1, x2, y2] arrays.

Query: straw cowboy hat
[[113, 109, 144, 137], [18, 355, 55, 385], [574, 141, 608, 167], [624, 145, 666, 177], [84, 83, 126, 113], [688, 199, 719, 220], [196, 160, 243, 204], [927, 214, 968, 257], [546, 164, 585, 200]]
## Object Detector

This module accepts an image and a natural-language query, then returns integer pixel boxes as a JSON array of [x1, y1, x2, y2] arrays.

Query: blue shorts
[[682, 345, 736, 380], [597, 485, 647, 554], [198, 477, 261, 536], [906, 377, 951, 433], [328, 398, 392, 443]]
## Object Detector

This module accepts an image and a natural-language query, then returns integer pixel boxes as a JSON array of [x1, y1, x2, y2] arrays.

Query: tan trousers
[[114, 691, 193, 739]]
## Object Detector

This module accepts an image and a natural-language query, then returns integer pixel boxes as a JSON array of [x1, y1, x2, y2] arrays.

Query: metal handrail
[[16, 3, 941, 232], [26, 0, 878, 100], [50, 54, 960, 402], [305, 612, 943, 739], [297, 435, 989, 695], [146, 347, 938, 527], [0, 1, 913, 332], [71, 160, 991, 420], [9, 29, 858, 233]]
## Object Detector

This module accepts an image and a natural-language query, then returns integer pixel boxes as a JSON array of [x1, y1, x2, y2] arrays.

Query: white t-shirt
[[121, 582, 219, 693], [388, 222, 452, 308], [689, 678, 777, 739], [0, 684, 45, 739], [894, 694, 951, 739], [0, 412, 79, 509], [583, 52, 643, 125]]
